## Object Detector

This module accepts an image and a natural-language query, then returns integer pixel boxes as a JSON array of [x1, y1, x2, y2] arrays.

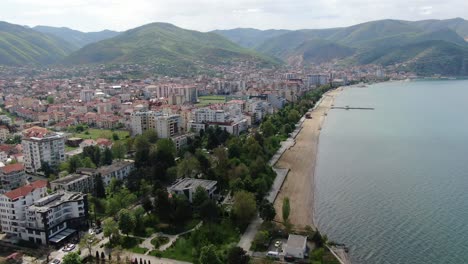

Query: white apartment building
[[50, 174, 93, 193], [144, 85, 197, 103], [97, 160, 135, 186], [0, 163, 26, 193], [130, 111, 181, 138], [194, 108, 228, 123], [21, 127, 65, 174], [0, 181, 88, 245], [80, 89, 94, 102]]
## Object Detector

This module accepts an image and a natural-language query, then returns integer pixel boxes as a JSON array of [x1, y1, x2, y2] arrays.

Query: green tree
[[142, 195, 153, 213], [192, 186, 209, 209], [62, 252, 81, 264], [94, 174, 106, 199], [47, 96, 54, 104], [173, 195, 192, 224], [310, 248, 324, 263], [232, 191, 257, 226], [227, 246, 250, 264], [199, 244, 222, 264], [199, 199, 219, 223], [282, 197, 290, 222], [102, 147, 113, 165], [111, 142, 127, 159], [118, 209, 136, 236], [82, 157, 96, 168], [103, 218, 120, 245], [79, 233, 95, 257], [253, 230, 270, 249], [142, 130, 158, 144], [288, 109, 300, 123], [39, 161, 54, 178], [259, 200, 276, 222], [261, 119, 275, 138], [112, 132, 120, 141], [135, 135, 150, 167]]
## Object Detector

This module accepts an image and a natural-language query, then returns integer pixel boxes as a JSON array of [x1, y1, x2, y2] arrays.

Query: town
[[0, 62, 410, 264]]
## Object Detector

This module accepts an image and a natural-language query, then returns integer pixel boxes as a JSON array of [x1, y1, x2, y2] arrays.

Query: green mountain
[[212, 28, 290, 48], [0, 21, 76, 65], [359, 40, 468, 76], [33, 26, 120, 49], [217, 18, 468, 75], [411, 18, 468, 39], [63, 22, 278, 75]]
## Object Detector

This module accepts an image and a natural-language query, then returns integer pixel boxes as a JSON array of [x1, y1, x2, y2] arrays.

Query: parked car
[[94, 227, 102, 234], [88, 228, 95, 235], [50, 259, 61, 264], [275, 240, 282, 248]]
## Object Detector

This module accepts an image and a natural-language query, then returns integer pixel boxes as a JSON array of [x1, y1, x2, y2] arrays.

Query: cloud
[[0, 0, 466, 32]]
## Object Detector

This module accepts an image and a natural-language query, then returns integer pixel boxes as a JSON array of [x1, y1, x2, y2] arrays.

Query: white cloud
[[0, 0, 466, 32]]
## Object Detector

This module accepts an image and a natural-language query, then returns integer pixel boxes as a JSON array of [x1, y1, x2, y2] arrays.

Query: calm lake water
[[315, 80, 468, 264]]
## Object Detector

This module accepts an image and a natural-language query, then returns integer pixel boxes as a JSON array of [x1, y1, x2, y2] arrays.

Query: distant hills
[[0, 21, 75, 65], [33, 26, 120, 49], [215, 18, 468, 76], [63, 23, 278, 75], [0, 18, 467, 76]]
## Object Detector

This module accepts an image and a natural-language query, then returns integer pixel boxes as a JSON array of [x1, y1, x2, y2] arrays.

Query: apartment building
[[0, 163, 26, 193], [0, 181, 88, 245], [21, 126, 65, 174], [168, 178, 217, 203], [96, 160, 135, 186], [130, 111, 181, 138], [0, 125, 10, 141], [50, 173, 93, 193], [194, 108, 228, 123]]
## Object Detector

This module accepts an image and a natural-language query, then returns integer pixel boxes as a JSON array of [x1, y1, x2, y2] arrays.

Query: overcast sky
[[1, 0, 467, 32]]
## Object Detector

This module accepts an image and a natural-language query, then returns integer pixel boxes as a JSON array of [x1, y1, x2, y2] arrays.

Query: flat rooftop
[[97, 160, 134, 175], [50, 173, 90, 185], [29, 191, 85, 212], [169, 178, 217, 191]]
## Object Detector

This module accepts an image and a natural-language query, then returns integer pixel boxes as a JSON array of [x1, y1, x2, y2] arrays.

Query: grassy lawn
[[160, 236, 193, 262], [196, 95, 226, 106], [65, 146, 78, 152], [129, 246, 149, 254], [72, 129, 129, 142], [119, 236, 144, 250], [161, 221, 240, 262]]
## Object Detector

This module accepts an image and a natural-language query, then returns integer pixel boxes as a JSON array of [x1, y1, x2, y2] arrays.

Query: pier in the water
[[331, 106, 375, 110]]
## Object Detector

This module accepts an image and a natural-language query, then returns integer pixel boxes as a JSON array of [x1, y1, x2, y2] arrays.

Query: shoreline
[[273, 87, 344, 229]]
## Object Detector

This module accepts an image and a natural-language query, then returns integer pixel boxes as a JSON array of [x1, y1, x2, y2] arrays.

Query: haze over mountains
[[0, 18, 467, 75]]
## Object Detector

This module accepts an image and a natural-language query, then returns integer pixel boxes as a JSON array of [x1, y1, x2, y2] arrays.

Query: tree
[[192, 186, 209, 209], [261, 119, 275, 138], [282, 197, 290, 222], [112, 133, 120, 141], [79, 233, 95, 257], [134, 135, 150, 167], [232, 191, 257, 226], [199, 199, 219, 223], [103, 218, 120, 245], [259, 200, 276, 222], [94, 174, 106, 199], [154, 189, 172, 221], [142, 195, 153, 213], [199, 244, 222, 264], [102, 147, 113, 165], [62, 252, 81, 264], [39, 161, 54, 178], [253, 230, 270, 249], [173, 195, 192, 224], [47, 96, 55, 105], [112, 142, 127, 159], [227, 246, 250, 264], [118, 209, 136, 236]]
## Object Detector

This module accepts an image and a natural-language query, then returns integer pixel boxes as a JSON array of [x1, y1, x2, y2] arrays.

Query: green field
[[196, 95, 226, 106], [72, 129, 129, 141]]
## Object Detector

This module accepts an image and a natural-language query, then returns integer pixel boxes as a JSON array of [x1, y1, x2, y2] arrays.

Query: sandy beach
[[273, 88, 343, 229]]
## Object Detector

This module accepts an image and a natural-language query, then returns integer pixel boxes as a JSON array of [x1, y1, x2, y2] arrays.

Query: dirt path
[[274, 88, 343, 229]]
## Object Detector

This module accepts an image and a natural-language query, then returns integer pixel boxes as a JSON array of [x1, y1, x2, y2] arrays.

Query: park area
[[196, 95, 226, 106]]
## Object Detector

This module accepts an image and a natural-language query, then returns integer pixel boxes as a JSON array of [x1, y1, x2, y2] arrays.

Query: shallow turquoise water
[[315, 80, 468, 264]]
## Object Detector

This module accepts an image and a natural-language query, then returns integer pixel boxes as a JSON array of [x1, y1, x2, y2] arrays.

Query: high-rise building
[[79, 89, 94, 102], [130, 111, 181, 138], [0, 163, 26, 193], [21, 127, 65, 174], [0, 180, 88, 245]]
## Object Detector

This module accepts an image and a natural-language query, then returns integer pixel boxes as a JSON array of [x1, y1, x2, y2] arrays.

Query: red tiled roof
[[3, 180, 48, 200], [23, 126, 49, 138], [1, 163, 24, 174]]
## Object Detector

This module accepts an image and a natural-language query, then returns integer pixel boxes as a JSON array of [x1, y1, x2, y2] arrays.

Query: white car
[[88, 229, 95, 235], [275, 240, 282, 248]]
